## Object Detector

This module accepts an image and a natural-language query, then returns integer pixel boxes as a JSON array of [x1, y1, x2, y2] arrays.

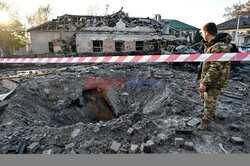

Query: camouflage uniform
[[197, 33, 232, 122]]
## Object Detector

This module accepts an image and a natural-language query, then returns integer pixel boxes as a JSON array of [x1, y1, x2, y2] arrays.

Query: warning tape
[[0, 63, 100, 80], [0, 53, 249, 63]]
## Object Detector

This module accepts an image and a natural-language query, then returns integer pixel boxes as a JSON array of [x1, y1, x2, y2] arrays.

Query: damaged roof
[[27, 9, 163, 33], [161, 19, 200, 31], [217, 13, 250, 30]]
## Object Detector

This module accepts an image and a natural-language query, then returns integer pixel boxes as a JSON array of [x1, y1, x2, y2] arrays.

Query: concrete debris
[[110, 141, 121, 153], [71, 129, 81, 138], [157, 134, 168, 144], [16, 140, 28, 154], [0, 101, 8, 111], [175, 138, 184, 148], [27, 142, 40, 153], [132, 121, 145, 131], [129, 144, 139, 154], [42, 149, 53, 154], [3, 80, 17, 90], [184, 141, 194, 151], [140, 140, 156, 153], [121, 92, 129, 96], [186, 118, 200, 127], [231, 137, 245, 145], [69, 150, 76, 154], [93, 123, 101, 133], [0, 62, 248, 154], [127, 127, 134, 136], [0, 86, 18, 101], [229, 124, 240, 131], [65, 143, 75, 150]]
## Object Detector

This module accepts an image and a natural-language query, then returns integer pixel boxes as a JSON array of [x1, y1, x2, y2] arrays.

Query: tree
[[26, 4, 53, 27], [194, 30, 203, 43], [223, 1, 250, 20], [0, 1, 25, 55], [87, 4, 100, 16]]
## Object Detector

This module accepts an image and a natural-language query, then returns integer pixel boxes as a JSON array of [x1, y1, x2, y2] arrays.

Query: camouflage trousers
[[200, 88, 221, 122]]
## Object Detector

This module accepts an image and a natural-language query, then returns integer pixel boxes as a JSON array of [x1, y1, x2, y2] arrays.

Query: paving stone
[[27, 142, 40, 153], [110, 141, 121, 153], [129, 144, 139, 154], [127, 127, 134, 136], [231, 137, 244, 145], [187, 118, 200, 127], [184, 141, 194, 151], [175, 138, 184, 148]]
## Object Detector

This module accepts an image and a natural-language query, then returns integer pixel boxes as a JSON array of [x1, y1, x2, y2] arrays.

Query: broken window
[[115, 41, 125, 52], [93, 41, 103, 52], [136, 41, 144, 51], [48, 42, 54, 53]]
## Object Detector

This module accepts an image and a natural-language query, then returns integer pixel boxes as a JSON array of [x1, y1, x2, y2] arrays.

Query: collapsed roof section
[[27, 9, 164, 33]]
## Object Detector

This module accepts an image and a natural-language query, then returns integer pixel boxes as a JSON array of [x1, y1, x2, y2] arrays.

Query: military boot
[[197, 118, 209, 131]]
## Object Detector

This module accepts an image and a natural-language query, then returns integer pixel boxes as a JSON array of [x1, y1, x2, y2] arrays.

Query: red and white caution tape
[[0, 53, 249, 63]]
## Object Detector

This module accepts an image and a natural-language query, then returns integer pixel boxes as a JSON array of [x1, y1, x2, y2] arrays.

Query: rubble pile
[[0, 62, 249, 154], [31, 8, 163, 33]]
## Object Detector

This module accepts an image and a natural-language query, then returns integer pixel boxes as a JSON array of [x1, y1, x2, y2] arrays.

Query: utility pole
[[105, 4, 109, 16], [236, 12, 241, 46]]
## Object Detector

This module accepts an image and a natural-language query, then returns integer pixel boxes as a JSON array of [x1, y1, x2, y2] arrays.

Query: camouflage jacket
[[197, 33, 232, 89]]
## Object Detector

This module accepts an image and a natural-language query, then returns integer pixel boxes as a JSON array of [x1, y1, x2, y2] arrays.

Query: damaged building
[[27, 9, 176, 54]]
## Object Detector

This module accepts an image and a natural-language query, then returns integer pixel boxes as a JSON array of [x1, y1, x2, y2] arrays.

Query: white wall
[[76, 33, 173, 53], [30, 31, 73, 54]]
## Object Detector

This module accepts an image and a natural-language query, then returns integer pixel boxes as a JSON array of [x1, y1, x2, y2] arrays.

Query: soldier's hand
[[199, 84, 206, 93]]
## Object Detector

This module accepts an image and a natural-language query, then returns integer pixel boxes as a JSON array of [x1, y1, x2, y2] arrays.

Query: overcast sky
[[9, 0, 248, 28]]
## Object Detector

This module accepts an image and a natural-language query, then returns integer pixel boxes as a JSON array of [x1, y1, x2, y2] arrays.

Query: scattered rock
[[229, 124, 240, 131], [42, 149, 53, 154], [30, 134, 43, 142], [127, 127, 134, 136], [69, 150, 76, 154], [186, 118, 200, 127], [27, 142, 40, 153], [16, 140, 28, 154], [132, 121, 145, 131], [65, 143, 75, 150], [110, 141, 121, 153], [93, 123, 101, 133], [184, 141, 194, 151], [175, 138, 184, 148], [230, 137, 244, 145], [157, 134, 167, 144], [71, 129, 81, 138], [129, 144, 139, 154], [0, 101, 8, 111], [7, 122, 13, 126], [121, 92, 129, 96]]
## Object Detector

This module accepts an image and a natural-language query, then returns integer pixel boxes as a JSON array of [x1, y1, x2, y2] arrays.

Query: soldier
[[197, 22, 232, 130]]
